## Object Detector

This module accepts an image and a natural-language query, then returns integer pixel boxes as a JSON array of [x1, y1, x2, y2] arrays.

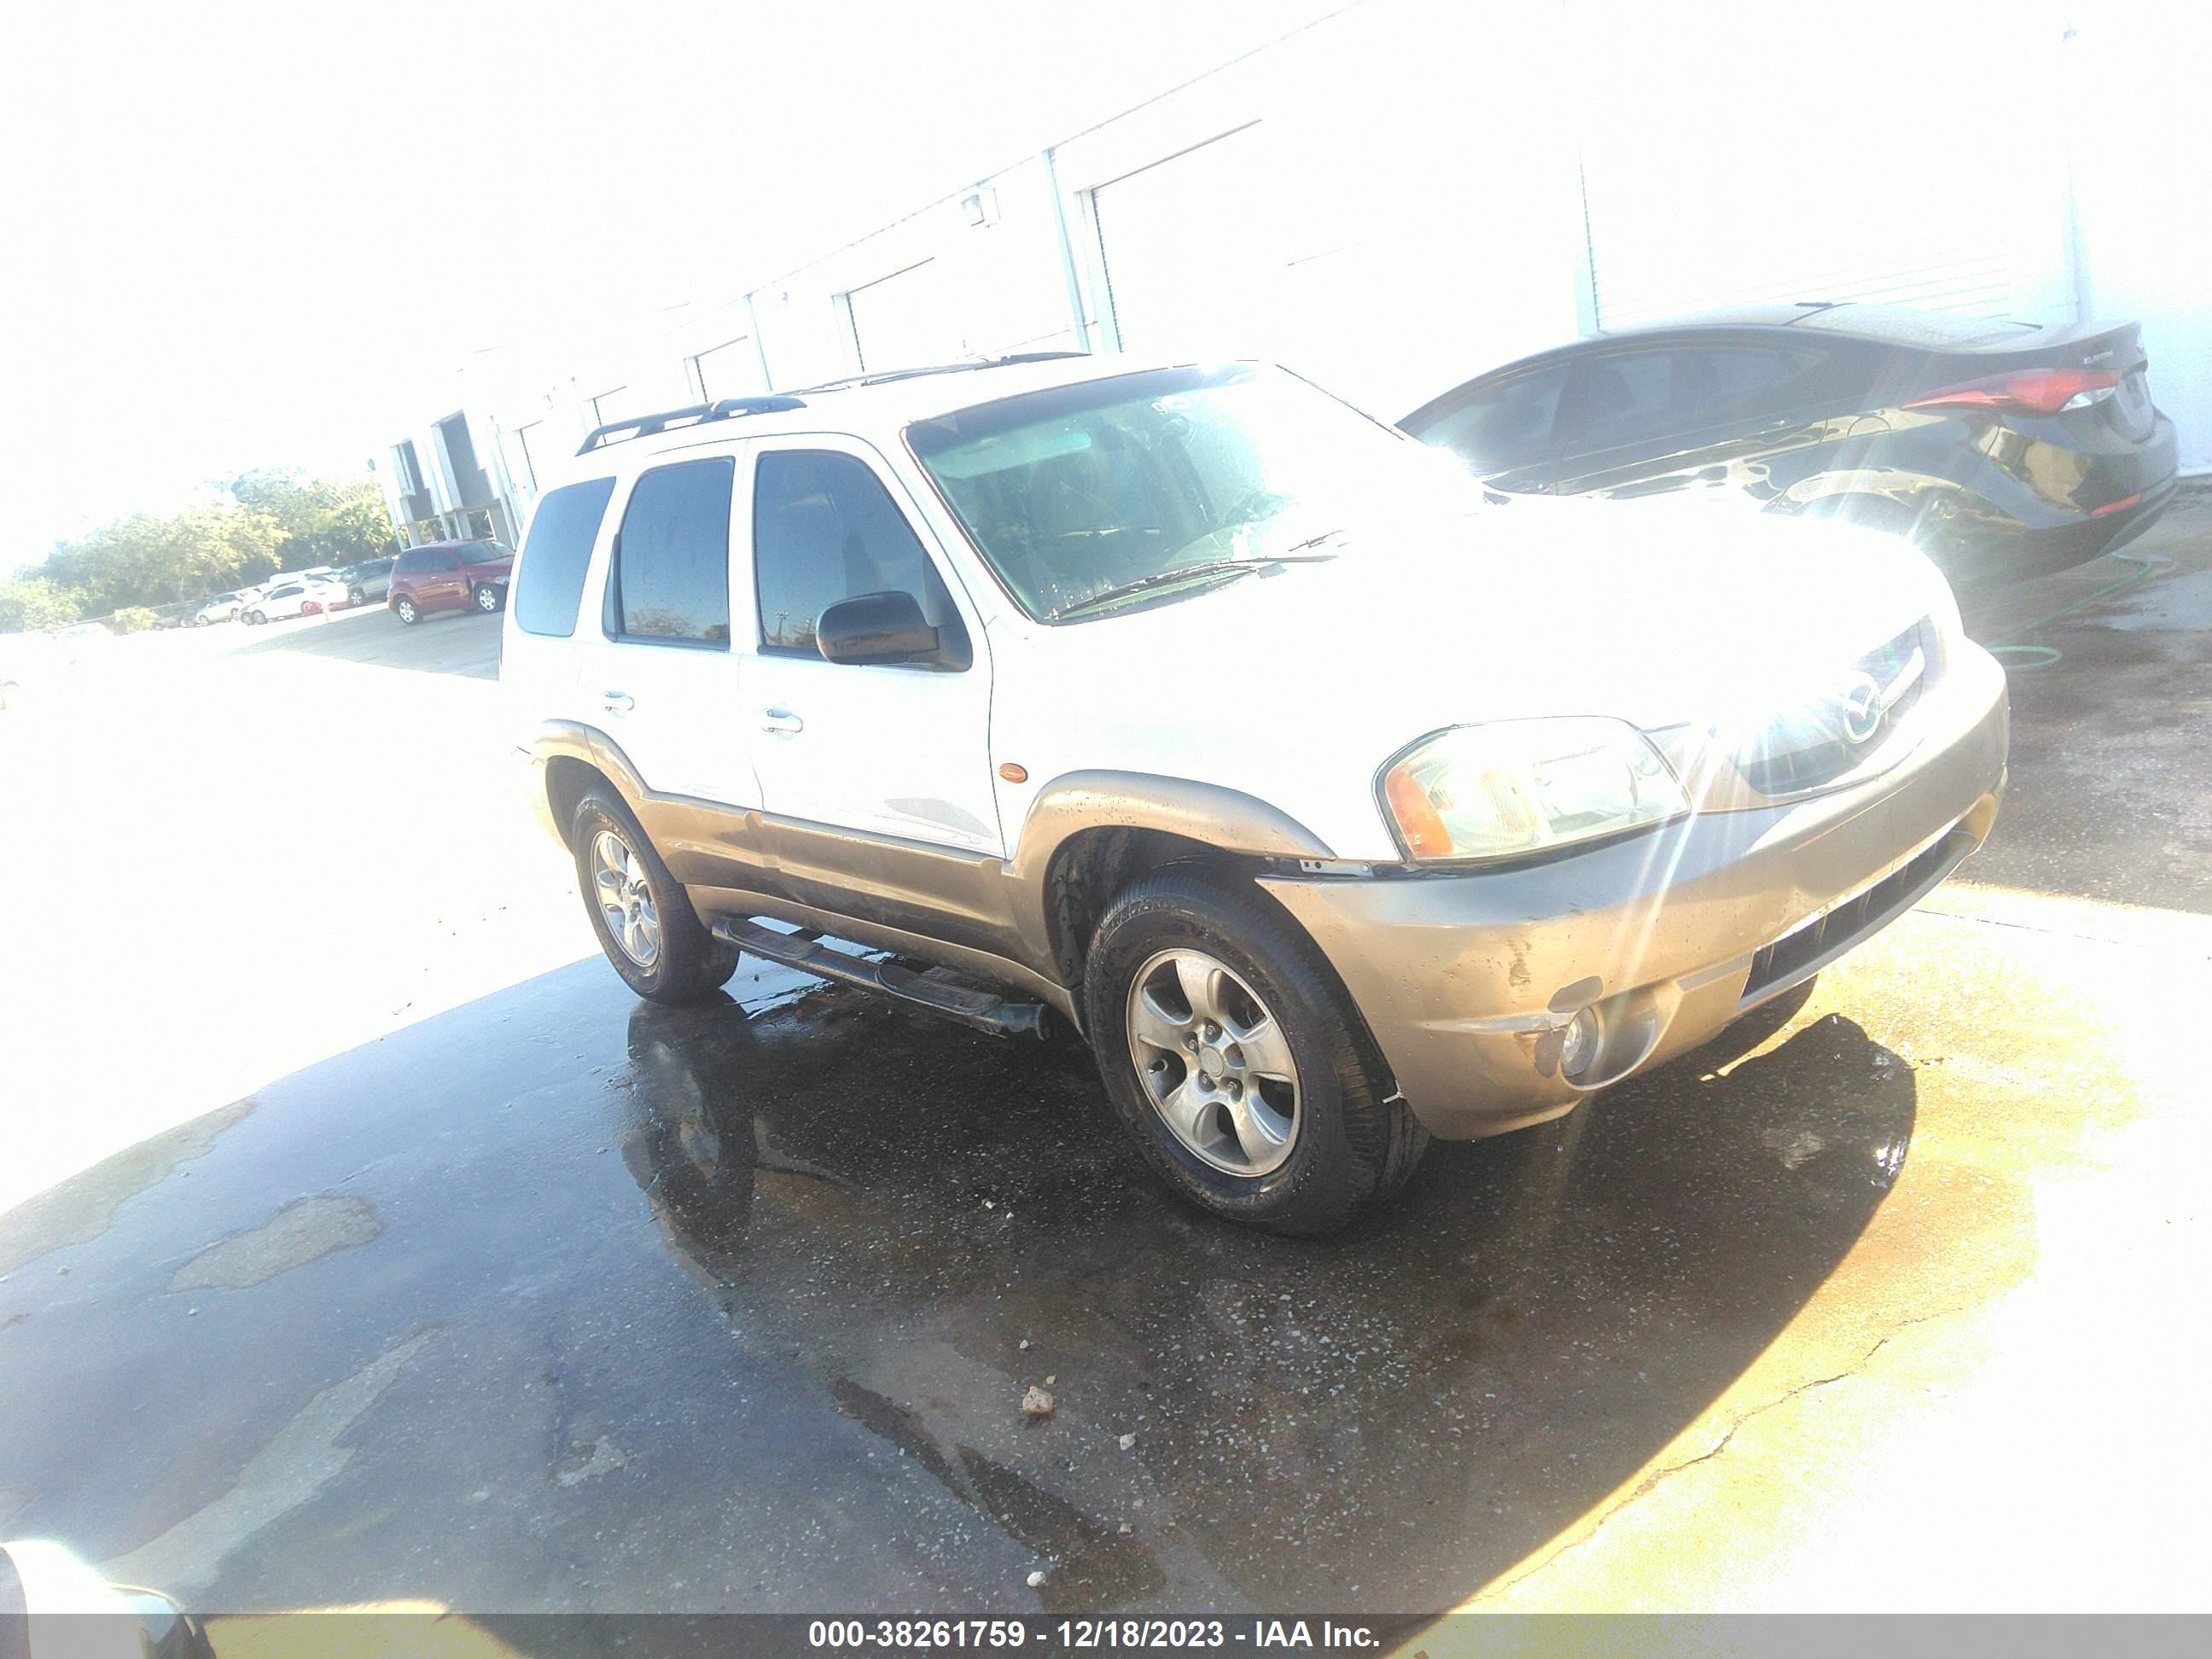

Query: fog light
[[1559, 1007, 1600, 1079]]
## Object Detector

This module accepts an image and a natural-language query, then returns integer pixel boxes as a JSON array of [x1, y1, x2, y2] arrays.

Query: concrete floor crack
[[1472, 1305, 1968, 1604]]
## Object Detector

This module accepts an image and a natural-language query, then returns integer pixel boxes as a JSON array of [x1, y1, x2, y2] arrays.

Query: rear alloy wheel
[[474, 583, 503, 614], [393, 596, 419, 626], [570, 789, 741, 1005]]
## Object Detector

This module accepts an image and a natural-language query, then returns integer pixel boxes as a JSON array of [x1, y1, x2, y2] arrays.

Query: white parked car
[[502, 357, 2008, 1233], [241, 576, 349, 624], [195, 591, 246, 625]]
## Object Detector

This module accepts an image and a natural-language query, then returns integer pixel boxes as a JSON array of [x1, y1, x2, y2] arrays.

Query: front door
[[1552, 344, 1825, 505], [736, 436, 1001, 941], [415, 548, 471, 611]]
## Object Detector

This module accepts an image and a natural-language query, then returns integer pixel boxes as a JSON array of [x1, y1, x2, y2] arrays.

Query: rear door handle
[[602, 691, 634, 713], [760, 707, 804, 734]]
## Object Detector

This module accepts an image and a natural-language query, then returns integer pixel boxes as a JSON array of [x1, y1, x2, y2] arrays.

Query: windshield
[[908, 364, 1487, 620]]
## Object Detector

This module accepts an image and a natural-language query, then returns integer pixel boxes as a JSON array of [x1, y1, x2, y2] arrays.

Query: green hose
[[1984, 549, 2167, 672]]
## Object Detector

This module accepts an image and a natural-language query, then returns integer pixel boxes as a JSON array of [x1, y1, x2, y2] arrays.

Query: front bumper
[[1259, 643, 2009, 1139]]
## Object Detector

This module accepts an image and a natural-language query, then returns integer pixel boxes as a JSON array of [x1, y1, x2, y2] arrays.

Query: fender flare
[[1004, 770, 1335, 971]]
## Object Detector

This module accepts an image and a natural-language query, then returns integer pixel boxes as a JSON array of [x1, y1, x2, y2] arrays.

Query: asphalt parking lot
[[2, 509, 2209, 1617]]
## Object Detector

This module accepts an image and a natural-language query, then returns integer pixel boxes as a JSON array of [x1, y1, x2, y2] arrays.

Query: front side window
[[753, 450, 962, 656], [393, 552, 426, 576], [908, 364, 1486, 621], [608, 457, 734, 645], [1409, 365, 1569, 473], [1556, 352, 1680, 452], [514, 477, 616, 638]]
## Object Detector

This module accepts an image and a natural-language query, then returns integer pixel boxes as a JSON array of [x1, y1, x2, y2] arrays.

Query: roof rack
[[791, 351, 1092, 396], [576, 394, 807, 456]]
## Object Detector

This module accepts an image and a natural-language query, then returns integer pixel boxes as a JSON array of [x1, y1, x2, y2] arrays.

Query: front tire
[[393, 596, 419, 626], [570, 789, 740, 1005], [474, 582, 504, 614], [1081, 870, 1427, 1235], [348, 587, 365, 608], [245, 610, 265, 626]]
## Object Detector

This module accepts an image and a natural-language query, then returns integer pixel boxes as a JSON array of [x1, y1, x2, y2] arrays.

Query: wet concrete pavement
[[2, 503, 2209, 1614]]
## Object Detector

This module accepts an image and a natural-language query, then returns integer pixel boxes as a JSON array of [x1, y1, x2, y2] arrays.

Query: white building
[[381, 0, 2208, 532], [373, 407, 527, 550]]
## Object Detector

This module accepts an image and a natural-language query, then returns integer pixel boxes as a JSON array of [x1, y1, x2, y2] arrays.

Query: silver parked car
[[341, 556, 397, 608]]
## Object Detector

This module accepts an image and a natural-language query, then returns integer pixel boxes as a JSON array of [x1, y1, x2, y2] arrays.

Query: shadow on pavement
[[0, 952, 1910, 1614]]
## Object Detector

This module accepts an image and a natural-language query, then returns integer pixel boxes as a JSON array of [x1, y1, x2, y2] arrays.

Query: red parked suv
[[387, 540, 514, 625]]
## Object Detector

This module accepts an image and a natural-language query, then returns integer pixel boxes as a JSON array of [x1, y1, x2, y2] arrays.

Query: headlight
[[1379, 717, 1689, 864]]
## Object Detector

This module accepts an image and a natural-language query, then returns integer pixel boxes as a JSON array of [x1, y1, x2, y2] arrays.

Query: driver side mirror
[[815, 591, 969, 669]]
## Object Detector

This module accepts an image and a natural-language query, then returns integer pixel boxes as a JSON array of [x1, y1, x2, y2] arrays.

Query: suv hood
[[989, 497, 1953, 860]]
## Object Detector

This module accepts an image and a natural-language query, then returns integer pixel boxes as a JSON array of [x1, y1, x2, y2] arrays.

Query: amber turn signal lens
[[998, 762, 1028, 783], [1382, 763, 1451, 858]]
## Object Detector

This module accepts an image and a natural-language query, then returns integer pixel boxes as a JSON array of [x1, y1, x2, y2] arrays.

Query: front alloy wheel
[[1082, 870, 1428, 1234], [1126, 948, 1300, 1176], [474, 583, 502, 613], [393, 596, 419, 625]]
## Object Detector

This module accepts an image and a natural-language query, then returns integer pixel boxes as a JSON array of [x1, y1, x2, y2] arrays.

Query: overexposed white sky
[[0, 0, 1346, 567]]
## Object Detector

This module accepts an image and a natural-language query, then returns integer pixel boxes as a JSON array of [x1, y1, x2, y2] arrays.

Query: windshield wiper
[[1049, 551, 1339, 620], [1278, 526, 1352, 556]]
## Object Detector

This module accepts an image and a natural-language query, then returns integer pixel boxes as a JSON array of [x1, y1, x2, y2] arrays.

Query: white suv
[[503, 355, 2007, 1233]]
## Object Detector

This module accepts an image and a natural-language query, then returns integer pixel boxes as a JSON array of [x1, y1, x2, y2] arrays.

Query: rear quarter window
[[514, 480, 618, 637]]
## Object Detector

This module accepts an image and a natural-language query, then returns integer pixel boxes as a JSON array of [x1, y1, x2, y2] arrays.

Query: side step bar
[[711, 917, 1051, 1040]]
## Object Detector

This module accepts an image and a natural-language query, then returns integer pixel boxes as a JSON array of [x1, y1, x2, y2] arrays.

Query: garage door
[[1572, 7, 2066, 330], [1090, 124, 1284, 355], [846, 260, 964, 374], [692, 336, 765, 401]]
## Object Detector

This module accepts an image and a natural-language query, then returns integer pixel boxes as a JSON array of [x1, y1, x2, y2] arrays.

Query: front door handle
[[760, 707, 804, 735], [602, 690, 634, 714]]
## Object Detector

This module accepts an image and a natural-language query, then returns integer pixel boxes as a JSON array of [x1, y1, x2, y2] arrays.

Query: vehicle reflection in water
[[610, 977, 1915, 1610]]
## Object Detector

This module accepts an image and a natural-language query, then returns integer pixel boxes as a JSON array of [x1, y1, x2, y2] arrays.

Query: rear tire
[[1081, 870, 1427, 1235], [393, 596, 419, 625], [570, 789, 741, 1005]]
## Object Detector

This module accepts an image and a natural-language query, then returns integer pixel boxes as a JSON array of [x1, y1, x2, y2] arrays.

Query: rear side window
[[1673, 347, 1817, 423], [607, 457, 734, 646], [1411, 365, 1568, 471], [514, 479, 616, 637], [753, 450, 961, 656]]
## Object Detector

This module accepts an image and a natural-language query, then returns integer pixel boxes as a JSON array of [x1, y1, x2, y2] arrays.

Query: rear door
[[737, 435, 1001, 929], [584, 455, 759, 808]]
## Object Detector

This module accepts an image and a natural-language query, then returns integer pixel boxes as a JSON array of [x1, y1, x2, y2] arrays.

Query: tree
[[0, 575, 85, 632], [227, 469, 395, 570], [12, 469, 389, 620]]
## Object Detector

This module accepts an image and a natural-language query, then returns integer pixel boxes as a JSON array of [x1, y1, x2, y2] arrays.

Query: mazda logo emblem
[[1834, 672, 1884, 746]]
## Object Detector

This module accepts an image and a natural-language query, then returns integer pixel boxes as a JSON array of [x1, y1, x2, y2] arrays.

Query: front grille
[[1742, 831, 1962, 1004], [1738, 617, 1937, 797]]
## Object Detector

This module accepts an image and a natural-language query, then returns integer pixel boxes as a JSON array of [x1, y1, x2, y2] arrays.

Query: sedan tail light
[[1904, 368, 2120, 415]]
